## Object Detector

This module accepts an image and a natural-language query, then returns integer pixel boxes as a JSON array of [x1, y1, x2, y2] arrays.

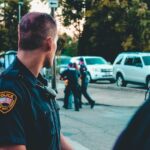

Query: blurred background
[[0, 0, 149, 62]]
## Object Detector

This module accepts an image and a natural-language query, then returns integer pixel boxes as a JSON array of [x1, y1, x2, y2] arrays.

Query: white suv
[[71, 56, 114, 82], [113, 52, 150, 88]]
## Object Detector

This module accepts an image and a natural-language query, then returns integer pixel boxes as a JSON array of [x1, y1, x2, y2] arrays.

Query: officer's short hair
[[79, 57, 84, 62], [68, 62, 73, 68], [19, 12, 57, 50]]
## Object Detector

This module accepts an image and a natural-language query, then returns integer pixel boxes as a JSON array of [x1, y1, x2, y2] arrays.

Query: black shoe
[[90, 101, 95, 109], [75, 109, 79, 111], [63, 105, 68, 109]]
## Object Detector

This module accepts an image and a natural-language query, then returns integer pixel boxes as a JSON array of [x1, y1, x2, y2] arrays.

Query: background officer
[[60, 62, 80, 111], [0, 12, 73, 150], [60, 63, 73, 109], [72, 62, 82, 108], [79, 57, 95, 108]]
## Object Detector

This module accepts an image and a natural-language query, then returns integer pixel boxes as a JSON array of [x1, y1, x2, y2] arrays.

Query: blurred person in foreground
[[0, 12, 73, 150], [113, 90, 150, 150], [60, 62, 80, 111], [79, 58, 95, 108]]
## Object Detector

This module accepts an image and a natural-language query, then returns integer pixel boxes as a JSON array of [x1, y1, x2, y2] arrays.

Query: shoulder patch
[[0, 91, 17, 114]]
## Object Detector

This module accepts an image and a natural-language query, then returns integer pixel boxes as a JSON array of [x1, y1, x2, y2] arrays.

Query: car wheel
[[116, 75, 126, 87], [146, 78, 150, 89]]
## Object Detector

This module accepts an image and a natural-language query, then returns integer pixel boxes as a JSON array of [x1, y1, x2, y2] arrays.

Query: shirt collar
[[12, 57, 38, 86], [37, 73, 48, 87]]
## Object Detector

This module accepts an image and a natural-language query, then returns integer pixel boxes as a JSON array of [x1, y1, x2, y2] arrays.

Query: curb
[[57, 98, 141, 108], [58, 80, 146, 93], [56, 81, 146, 108], [89, 83, 146, 93]]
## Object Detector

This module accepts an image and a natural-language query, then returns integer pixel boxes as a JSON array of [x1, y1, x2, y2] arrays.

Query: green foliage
[[60, 0, 84, 26], [57, 33, 78, 56], [63, 42, 78, 56], [0, 26, 8, 51], [0, 0, 30, 52], [78, 0, 150, 62], [43, 0, 150, 61], [59, 0, 89, 39]]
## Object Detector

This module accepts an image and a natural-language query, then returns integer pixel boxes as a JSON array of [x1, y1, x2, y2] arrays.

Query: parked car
[[56, 55, 71, 74], [0, 50, 17, 73], [113, 52, 150, 88], [71, 56, 114, 82], [4, 50, 17, 69]]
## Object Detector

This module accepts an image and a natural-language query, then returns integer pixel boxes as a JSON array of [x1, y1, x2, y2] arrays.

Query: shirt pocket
[[41, 109, 56, 136]]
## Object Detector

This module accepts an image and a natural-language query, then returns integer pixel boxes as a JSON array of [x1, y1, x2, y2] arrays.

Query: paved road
[[59, 101, 137, 150], [56, 81, 146, 150], [56, 81, 146, 107]]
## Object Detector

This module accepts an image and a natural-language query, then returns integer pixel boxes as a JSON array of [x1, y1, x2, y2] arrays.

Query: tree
[[58, 0, 85, 39], [0, 0, 30, 52], [57, 33, 78, 56], [78, 0, 150, 62]]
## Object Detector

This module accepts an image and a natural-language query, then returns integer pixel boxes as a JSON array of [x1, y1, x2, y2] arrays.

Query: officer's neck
[[17, 49, 45, 77]]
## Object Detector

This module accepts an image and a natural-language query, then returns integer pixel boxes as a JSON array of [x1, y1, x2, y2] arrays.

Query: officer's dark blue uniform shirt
[[61, 68, 80, 87], [80, 64, 89, 84], [0, 57, 61, 150]]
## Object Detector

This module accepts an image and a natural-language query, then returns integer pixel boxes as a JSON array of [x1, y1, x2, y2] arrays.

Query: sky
[[30, 0, 75, 37], [30, 0, 50, 13]]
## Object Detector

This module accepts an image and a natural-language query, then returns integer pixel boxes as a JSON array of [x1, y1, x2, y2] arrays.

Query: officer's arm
[[60, 134, 74, 150], [60, 70, 66, 80], [0, 145, 26, 150]]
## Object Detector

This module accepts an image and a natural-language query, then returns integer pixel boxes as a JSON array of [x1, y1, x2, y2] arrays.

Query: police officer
[[60, 63, 73, 109], [0, 12, 73, 150], [79, 58, 95, 108], [61, 63, 80, 111], [72, 62, 82, 108]]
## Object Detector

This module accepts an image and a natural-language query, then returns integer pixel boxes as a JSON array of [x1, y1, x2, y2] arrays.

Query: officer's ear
[[45, 36, 52, 52]]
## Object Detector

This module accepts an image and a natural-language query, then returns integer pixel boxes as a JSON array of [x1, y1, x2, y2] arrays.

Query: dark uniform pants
[[64, 85, 80, 110], [81, 81, 93, 104]]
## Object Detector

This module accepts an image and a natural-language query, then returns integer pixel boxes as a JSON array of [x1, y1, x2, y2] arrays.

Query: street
[[56, 81, 147, 150], [1, 1, 150, 149]]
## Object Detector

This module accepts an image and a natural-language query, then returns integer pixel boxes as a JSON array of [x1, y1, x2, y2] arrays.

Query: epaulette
[[0, 70, 20, 79], [45, 86, 57, 99], [36, 83, 57, 100]]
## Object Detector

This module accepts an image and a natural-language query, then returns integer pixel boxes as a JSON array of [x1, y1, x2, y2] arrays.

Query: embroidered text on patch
[[0, 91, 17, 114]]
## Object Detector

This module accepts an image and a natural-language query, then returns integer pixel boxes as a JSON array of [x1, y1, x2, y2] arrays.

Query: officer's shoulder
[[0, 68, 25, 97], [0, 67, 19, 82], [61, 69, 68, 74], [0, 70, 26, 113]]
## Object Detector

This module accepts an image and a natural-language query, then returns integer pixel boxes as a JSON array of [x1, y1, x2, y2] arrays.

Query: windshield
[[85, 57, 107, 65], [142, 56, 150, 66], [61, 58, 71, 65]]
